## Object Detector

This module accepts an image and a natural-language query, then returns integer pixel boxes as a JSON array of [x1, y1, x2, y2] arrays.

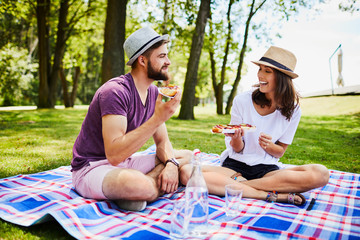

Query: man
[[71, 27, 192, 211]]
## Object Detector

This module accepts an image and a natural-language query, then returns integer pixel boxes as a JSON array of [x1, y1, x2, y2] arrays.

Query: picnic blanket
[[1, 146, 360, 239]]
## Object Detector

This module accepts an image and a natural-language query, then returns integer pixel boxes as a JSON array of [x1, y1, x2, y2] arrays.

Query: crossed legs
[[243, 164, 329, 193], [179, 163, 329, 205], [102, 149, 192, 205]]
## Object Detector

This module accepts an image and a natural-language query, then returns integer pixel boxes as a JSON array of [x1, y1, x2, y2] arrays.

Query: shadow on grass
[[0, 218, 75, 240]]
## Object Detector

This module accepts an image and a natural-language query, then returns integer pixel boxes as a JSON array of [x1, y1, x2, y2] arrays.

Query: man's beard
[[147, 60, 169, 81]]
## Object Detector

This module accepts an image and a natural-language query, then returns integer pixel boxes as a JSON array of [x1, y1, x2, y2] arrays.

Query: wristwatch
[[165, 158, 180, 167]]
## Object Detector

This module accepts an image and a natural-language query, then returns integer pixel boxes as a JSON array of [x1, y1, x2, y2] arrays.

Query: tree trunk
[[208, 14, 222, 115], [60, 66, 80, 108], [209, 0, 233, 115], [162, 0, 169, 34], [50, 0, 69, 107], [101, 0, 127, 84], [178, 0, 211, 120], [70, 66, 80, 107], [36, 0, 51, 108], [59, 68, 71, 107]]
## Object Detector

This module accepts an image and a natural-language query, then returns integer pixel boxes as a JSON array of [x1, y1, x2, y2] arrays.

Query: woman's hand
[[259, 132, 288, 158], [225, 128, 245, 153], [259, 132, 272, 150]]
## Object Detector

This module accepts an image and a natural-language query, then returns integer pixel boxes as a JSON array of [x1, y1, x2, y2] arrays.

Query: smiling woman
[[178, 46, 330, 207], [251, 46, 300, 120]]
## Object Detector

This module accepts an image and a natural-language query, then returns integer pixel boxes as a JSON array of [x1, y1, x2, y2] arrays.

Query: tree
[[0, 1, 34, 50], [178, 0, 211, 120], [74, 0, 106, 105], [225, 0, 266, 114], [36, 0, 52, 108], [101, 0, 127, 84], [222, 0, 319, 114], [208, 0, 234, 115], [59, 64, 80, 107], [36, 0, 92, 108], [161, 0, 170, 34], [53, 0, 71, 107], [0, 43, 37, 106]]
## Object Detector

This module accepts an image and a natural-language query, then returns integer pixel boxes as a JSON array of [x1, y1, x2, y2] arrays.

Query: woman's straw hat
[[252, 46, 298, 79], [123, 27, 169, 66]]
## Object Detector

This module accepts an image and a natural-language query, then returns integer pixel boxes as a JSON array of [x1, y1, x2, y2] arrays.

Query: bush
[[0, 43, 38, 106]]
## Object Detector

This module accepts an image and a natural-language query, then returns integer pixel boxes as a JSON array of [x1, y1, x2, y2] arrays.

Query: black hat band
[[130, 36, 161, 60], [259, 57, 293, 72]]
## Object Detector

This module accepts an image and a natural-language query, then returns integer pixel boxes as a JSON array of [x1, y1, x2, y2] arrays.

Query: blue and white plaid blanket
[[1, 146, 360, 239]]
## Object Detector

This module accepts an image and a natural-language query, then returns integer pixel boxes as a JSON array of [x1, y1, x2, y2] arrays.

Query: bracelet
[[165, 158, 179, 167]]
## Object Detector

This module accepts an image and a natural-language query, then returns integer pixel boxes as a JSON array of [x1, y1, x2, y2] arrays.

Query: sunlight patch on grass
[[300, 95, 360, 116]]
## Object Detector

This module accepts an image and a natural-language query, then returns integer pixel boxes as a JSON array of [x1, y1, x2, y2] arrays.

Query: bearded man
[[71, 27, 191, 211]]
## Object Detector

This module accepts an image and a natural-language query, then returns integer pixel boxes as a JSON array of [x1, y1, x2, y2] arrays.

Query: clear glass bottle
[[184, 149, 209, 237]]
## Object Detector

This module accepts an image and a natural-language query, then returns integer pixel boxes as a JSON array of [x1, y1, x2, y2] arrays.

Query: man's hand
[[157, 163, 179, 193], [153, 90, 182, 123]]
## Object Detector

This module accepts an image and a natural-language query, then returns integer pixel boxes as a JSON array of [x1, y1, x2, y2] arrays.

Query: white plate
[[211, 127, 256, 134], [158, 87, 178, 98]]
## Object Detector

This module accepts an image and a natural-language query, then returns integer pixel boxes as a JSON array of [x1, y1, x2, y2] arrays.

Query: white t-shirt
[[219, 91, 301, 167]]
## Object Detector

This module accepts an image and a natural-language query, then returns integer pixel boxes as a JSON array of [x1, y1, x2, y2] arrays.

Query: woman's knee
[[179, 164, 192, 185], [307, 164, 329, 188], [176, 149, 193, 164]]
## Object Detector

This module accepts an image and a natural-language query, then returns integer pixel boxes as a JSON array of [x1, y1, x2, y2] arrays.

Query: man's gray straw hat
[[123, 27, 169, 66]]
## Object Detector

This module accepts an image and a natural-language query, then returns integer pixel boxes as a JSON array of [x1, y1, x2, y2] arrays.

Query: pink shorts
[[72, 154, 156, 200]]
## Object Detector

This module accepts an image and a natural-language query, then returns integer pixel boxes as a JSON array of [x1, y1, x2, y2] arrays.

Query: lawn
[[0, 95, 359, 239]]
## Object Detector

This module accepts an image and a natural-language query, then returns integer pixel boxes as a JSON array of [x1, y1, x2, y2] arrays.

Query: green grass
[[0, 95, 360, 239]]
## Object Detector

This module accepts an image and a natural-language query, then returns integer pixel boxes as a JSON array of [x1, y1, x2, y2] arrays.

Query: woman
[[180, 46, 329, 205]]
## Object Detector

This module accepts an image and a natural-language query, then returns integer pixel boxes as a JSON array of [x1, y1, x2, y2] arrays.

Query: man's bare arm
[[103, 93, 181, 165]]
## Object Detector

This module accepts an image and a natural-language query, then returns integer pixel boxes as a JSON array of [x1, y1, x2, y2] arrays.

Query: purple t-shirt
[[71, 73, 158, 171]]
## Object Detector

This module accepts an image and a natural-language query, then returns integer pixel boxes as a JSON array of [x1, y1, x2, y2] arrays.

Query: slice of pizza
[[158, 84, 180, 98], [211, 123, 256, 134]]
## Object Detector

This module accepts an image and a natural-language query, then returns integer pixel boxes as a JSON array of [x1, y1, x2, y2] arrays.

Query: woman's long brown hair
[[252, 68, 300, 120]]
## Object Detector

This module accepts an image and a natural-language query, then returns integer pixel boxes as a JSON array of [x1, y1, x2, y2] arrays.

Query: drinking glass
[[225, 184, 243, 217], [170, 199, 187, 239]]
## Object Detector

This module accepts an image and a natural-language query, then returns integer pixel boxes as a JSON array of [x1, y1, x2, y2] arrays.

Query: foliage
[[126, 0, 198, 88], [65, 0, 106, 104], [0, 0, 107, 106], [0, 0, 352, 112], [0, 43, 38, 106], [178, 0, 211, 119], [339, 0, 360, 13], [0, 0, 36, 50]]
